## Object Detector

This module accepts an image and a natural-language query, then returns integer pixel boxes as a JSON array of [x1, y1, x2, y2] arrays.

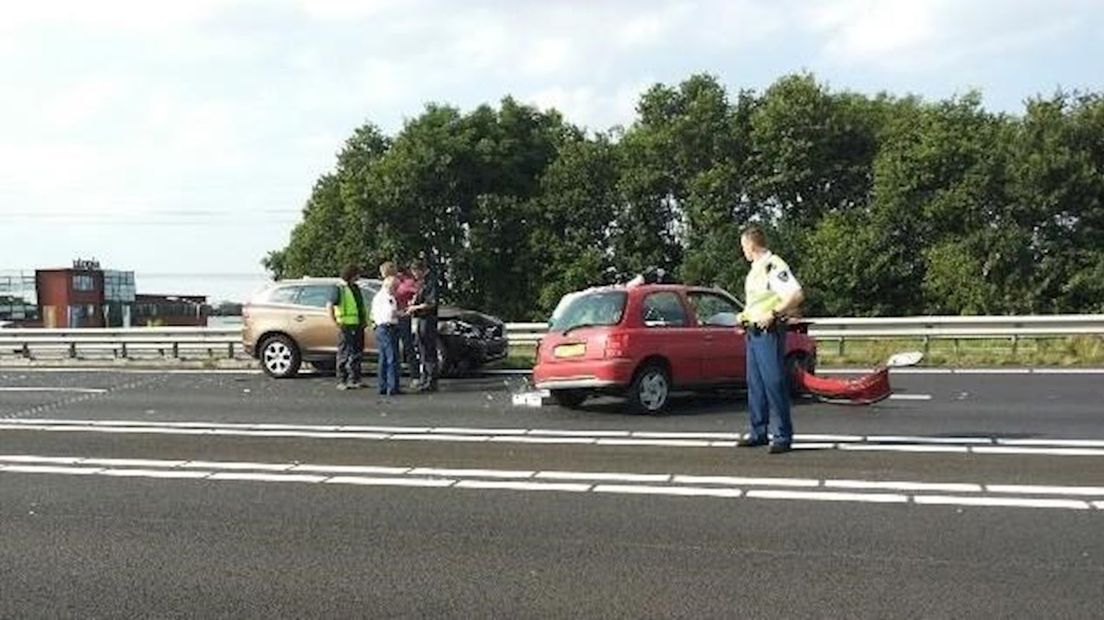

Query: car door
[[638, 290, 700, 386], [292, 284, 343, 356], [686, 290, 745, 383]]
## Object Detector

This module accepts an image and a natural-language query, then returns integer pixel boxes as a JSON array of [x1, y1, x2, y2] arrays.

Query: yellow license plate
[[554, 343, 586, 358]]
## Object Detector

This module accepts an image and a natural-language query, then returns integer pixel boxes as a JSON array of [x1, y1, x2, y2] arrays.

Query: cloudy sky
[[2, 0, 1101, 301]]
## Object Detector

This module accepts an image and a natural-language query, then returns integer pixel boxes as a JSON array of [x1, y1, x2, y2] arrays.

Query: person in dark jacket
[[405, 259, 439, 392]]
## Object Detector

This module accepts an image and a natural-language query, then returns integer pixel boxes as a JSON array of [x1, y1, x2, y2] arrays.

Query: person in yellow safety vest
[[325, 264, 368, 390], [735, 225, 805, 454]]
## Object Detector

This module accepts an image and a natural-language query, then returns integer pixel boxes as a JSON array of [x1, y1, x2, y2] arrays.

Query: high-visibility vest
[[333, 284, 364, 326], [740, 253, 791, 324]]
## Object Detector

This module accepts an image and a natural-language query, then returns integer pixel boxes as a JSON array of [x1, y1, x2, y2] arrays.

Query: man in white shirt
[[372, 275, 402, 396]]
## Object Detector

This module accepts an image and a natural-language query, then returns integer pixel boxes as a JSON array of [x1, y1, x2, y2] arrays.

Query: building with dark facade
[[0, 260, 207, 328]]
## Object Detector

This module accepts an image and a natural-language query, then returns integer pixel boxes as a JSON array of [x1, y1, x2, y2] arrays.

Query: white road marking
[[795, 434, 865, 442], [887, 394, 932, 401], [995, 439, 1104, 448], [630, 432, 742, 440], [0, 387, 108, 393], [82, 458, 188, 468], [985, 484, 1104, 496], [839, 444, 970, 454], [2, 464, 104, 475], [408, 467, 535, 479], [596, 438, 712, 448], [455, 480, 591, 492], [290, 464, 411, 475], [207, 472, 328, 483], [489, 436, 597, 445], [825, 480, 983, 493], [0, 455, 84, 464], [7, 418, 1104, 457], [100, 468, 211, 479], [433, 427, 529, 436], [746, 490, 908, 504], [181, 461, 294, 471], [972, 447, 1104, 457], [912, 496, 1091, 510], [2, 453, 1102, 511], [536, 471, 671, 483], [593, 484, 743, 498], [672, 475, 819, 488], [325, 476, 454, 487], [390, 433, 490, 442], [866, 435, 994, 445]]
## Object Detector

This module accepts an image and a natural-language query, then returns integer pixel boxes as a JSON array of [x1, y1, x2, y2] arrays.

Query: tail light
[[605, 332, 631, 359]]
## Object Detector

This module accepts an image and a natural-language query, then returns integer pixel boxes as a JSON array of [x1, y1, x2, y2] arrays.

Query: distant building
[[0, 260, 206, 328], [133, 294, 208, 327]]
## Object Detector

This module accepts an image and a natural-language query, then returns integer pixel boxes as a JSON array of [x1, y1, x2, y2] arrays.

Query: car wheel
[[260, 335, 301, 378], [628, 362, 671, 414], [551, 389, 587, 408], [436, 337, 451, 378]]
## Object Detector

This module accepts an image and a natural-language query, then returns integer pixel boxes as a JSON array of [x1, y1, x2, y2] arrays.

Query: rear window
[[549, 291, 627, 333], [262, 286, 300, 305]]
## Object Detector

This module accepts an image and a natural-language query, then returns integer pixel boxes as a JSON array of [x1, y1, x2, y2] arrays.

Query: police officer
[[735, 226, 804, 454], [325, 264, 368, 390]]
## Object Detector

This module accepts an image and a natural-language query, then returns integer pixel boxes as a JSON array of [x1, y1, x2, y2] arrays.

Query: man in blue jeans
[[735, 226, 805, 454], [371, 275, 401, 396]]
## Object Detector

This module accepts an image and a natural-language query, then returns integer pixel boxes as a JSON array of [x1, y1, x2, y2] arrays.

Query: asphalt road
[[2, 368, 1103, 618]]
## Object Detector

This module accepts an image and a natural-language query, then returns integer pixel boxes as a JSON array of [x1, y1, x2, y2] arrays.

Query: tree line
[[264, 73, 1104, 320]]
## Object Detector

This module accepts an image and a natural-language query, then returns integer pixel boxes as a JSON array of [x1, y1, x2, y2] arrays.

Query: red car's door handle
[[703, 334, 715, 342]]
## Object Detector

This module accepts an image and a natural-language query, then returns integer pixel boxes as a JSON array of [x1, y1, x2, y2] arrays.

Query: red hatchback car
[[532, 283, 817, 413]]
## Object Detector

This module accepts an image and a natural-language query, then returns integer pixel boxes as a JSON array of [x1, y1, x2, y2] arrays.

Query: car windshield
[[549, 290, 627, 332]]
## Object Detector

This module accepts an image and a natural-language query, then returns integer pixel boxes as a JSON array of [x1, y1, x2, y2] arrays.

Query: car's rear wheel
[[550, 389, 587, 408], [628, 362, 671, 414], [260, 335, 301, 378]]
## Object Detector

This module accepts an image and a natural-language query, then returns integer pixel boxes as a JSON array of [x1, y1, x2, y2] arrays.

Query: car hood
[[439, 306, 504, 328]]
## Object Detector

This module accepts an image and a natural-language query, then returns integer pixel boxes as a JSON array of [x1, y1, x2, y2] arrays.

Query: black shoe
[[769, 443, 793, 454], [736, 437, 769, 448]]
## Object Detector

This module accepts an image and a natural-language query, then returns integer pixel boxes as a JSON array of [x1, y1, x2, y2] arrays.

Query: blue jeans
[[397, 315, 416, 371], [375, 324, 400, 394], [746, 328, 793, 445]]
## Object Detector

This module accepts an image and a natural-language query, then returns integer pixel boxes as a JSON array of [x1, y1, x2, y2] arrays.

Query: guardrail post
[[172, 343, 179, 358], [121, 343, 128, 359], [69, 342, 76, 359], [837, 337, 845, 357], [923, 336, 931, 358], [953, 338, 960, 362], [1011, 335, 1019, 359], [227, 343, 234, 359], [21, 342, 30, 359]]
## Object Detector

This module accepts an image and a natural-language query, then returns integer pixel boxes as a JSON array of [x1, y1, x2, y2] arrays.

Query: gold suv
[[243, 277, 509, 378]]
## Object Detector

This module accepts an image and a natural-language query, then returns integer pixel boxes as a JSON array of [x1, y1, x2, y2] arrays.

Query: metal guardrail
[[0, 315, 1102, 359]]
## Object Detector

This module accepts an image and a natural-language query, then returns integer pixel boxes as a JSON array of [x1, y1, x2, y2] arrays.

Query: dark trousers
[[337, 325, 364, 384], [375, 324, 400, 395], [397, 315, 416, 371], [746, 328, 793, 445], [416, 317, 438, 388]]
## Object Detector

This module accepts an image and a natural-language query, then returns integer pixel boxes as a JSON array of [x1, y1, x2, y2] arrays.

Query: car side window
[[687, 292, 741, 327], [297, 285, 338, 308], [641, 292, 688, 328], [266, 286, 300, 305]]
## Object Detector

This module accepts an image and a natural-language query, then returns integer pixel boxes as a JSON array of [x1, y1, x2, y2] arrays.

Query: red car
[[532, 283, 817, 413]]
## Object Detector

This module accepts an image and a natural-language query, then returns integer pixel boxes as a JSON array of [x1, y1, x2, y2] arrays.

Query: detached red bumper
[[793, 366, 891, 405]]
